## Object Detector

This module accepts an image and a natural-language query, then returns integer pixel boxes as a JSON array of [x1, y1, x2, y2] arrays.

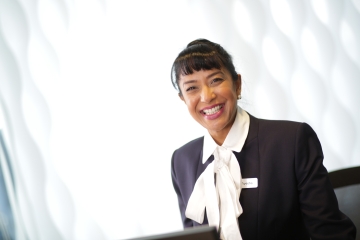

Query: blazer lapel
[[190, 115, 261, 232], [234, 114, 260, 240]]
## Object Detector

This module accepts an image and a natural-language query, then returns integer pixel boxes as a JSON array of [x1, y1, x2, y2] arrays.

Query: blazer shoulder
[[171, 136, 204, 177], [250, 115, 317, 145], [173, 136, 204, 157], [256, 117, 305, 136], [257, 117, 302, 128]]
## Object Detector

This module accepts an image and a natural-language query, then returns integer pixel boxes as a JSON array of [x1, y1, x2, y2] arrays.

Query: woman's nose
[[200, 87, 215, 103]]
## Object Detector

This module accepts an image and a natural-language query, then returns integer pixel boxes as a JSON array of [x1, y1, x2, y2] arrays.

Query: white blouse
[[185, 107, 250, 240]]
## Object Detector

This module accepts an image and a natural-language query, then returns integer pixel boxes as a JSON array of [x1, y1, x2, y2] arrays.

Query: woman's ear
[[178, 93, 185, 102], [236, 74, 242, 96]]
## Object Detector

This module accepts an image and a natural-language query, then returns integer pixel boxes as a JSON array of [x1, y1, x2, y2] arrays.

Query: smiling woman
[[178, 68, 240, 145], [170, 39, 356, 240], [172, 39, 241, 145]]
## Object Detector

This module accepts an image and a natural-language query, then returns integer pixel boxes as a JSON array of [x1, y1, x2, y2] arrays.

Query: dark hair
[[171, 39, 238, 94]]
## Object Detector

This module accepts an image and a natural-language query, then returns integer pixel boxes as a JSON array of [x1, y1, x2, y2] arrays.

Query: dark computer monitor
[[125, 226, 219, 240]]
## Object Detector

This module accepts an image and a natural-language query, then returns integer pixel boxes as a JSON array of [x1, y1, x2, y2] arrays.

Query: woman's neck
[[208, 124, 232, 146]]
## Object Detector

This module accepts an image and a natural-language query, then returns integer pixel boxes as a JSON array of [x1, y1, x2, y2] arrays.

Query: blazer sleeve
[[295, 123, 356, 239], [171, 150, 185, 225], [171, 149, 193, 228]]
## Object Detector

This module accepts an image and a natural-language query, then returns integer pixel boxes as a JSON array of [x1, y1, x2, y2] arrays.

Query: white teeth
[[203, 105, 222, 115]]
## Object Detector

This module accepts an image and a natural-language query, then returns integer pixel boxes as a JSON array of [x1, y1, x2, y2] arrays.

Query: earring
[[237, 94, 241, 100]]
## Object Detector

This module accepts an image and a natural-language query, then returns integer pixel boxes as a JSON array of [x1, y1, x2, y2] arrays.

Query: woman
[[170, 39, 356, 240]]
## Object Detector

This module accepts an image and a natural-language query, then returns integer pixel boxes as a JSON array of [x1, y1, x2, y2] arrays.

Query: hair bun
[[186, 38, 214, 48]]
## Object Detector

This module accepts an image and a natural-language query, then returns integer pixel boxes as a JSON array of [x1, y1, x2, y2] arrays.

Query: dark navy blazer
[[171, 114, 356, 240]]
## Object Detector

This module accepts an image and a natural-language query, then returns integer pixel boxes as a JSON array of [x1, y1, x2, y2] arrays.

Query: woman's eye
[[211, 78, 223, 84], [186, 86, 196, 92]]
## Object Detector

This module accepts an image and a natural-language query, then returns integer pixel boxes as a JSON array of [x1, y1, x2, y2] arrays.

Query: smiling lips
[[201, 104, 224, 116]]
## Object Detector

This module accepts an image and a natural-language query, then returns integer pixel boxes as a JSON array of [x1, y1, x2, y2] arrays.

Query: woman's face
[[178, 68, 241, 144]]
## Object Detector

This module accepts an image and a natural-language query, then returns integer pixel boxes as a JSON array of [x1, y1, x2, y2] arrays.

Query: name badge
[[241, 178, 258, 188]]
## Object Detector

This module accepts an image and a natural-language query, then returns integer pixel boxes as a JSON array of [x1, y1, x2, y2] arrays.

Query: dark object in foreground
[[329, 166, 360, 240], [328, 166, 360, 188], [125, 226, 219, 240]]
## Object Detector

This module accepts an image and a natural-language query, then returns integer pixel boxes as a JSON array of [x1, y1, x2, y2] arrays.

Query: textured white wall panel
[[0, 0, 359, 239]]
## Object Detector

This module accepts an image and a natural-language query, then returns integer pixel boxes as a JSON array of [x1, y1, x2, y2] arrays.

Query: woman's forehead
[[179, 68, 227, 81]]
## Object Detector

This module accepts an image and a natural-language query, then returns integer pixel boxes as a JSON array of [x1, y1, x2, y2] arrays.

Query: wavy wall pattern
[[0, 0, 359, 239]]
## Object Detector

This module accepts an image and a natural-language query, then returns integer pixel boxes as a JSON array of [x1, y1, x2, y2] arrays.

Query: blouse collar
[[202, 106, 250, 164]]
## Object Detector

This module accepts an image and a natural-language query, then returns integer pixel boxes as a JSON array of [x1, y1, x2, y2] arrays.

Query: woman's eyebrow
[[182, 79, 197, 87], [206, 71, 223, 79], [181, 70, 224, 87]]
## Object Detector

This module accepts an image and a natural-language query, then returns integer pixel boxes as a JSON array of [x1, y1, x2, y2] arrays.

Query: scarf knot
[[185, 146, 243, 240]]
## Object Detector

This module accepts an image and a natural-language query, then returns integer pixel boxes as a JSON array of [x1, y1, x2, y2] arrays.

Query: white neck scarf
[[185, 107, 250, 240]]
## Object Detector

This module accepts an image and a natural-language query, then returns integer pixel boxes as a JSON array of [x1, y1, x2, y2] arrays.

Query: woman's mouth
[[201, 104, 224, 115]]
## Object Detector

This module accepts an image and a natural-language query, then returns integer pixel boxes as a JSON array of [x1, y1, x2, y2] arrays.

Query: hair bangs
[[171, 39, 238, 93], [177, 51, 223, 77]]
